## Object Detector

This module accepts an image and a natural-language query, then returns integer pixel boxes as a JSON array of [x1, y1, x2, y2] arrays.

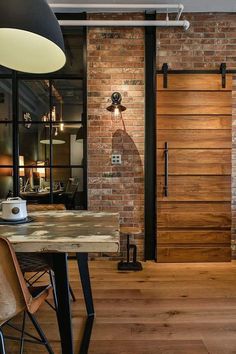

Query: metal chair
[[0, 236, 54, 354]]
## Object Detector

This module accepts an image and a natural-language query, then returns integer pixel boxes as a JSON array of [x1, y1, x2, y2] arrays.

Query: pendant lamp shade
[[0, 0, 66, 73]]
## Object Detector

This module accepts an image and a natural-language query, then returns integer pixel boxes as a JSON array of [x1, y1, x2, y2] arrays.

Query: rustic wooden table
[[0, 210, 120, 354]]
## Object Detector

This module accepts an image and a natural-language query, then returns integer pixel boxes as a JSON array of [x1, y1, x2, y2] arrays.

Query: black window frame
[[0, 13, 88, 208]]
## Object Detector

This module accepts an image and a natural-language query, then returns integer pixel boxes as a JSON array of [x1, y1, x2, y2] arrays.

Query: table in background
[[0, 210, 120, 354], [20, 190, 62, 203]]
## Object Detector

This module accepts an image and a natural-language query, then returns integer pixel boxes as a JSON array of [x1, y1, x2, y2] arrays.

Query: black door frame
[[144, 13, 157, 260]]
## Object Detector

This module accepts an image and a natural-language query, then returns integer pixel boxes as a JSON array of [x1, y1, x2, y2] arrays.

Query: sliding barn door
[[156, 74, 232, 262]]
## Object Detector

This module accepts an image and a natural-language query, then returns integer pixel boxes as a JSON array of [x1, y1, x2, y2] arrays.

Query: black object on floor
[[118, 234, 143, 271]]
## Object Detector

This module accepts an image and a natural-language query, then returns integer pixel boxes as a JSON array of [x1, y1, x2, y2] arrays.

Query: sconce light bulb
[[55, 127, 58, 136], [112, 106, 122, 120], [60, 122, 64, 131]]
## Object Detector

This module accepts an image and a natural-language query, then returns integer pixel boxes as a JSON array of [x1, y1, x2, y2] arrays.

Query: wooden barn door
[[156, 74, 232, 262]]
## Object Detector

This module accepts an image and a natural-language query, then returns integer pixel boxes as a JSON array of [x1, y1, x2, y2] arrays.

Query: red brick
[[87, 12, 236, 260]]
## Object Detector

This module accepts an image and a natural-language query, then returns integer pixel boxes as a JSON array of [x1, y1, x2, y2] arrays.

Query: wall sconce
[[106, 92, 126, 120]]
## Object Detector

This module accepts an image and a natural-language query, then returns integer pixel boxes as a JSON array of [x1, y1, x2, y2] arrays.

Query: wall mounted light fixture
[[0, 0, 66, 74], [106, 92, 126, 120]]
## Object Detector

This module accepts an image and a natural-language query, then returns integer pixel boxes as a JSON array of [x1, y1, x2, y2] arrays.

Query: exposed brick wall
[[87, 14, 145, 260], [87, 12, 236, 260], [157, 13, 236, 70]]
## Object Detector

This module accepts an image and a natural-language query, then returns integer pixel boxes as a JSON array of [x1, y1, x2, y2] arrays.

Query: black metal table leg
[[79, 316, 94, 354], [52, 253, 74, 354], [77, 253, 94, 316], [76, 253, 95, 354]]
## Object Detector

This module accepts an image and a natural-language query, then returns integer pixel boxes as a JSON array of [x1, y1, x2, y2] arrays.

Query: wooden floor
[[5, 260, 236, 353]]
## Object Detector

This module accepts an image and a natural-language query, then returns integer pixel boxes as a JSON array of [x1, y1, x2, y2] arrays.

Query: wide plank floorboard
[[5, 260, 236, 353]]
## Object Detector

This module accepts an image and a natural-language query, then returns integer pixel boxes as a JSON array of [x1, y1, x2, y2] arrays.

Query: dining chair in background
[[61, 178, 79, 209], [0, 236, 54, 354]]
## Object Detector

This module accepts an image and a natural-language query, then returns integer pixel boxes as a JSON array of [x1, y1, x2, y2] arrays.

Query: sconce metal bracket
[[162, 63, 168, 88], [220, 63, 226, 89]]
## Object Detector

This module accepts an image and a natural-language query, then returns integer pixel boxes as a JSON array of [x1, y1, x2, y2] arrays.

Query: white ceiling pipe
[[51, 3, 184, 12], [59, 19, 190, 30]]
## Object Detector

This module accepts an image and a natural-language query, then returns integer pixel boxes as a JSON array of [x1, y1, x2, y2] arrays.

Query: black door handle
[[164, 142, 168, 197]]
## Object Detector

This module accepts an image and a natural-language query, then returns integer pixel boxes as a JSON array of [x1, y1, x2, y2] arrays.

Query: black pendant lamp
[[0, 0, 66, 74]]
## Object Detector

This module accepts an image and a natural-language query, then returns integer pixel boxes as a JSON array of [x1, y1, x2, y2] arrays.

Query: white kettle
[[1, 197, 27, 221]]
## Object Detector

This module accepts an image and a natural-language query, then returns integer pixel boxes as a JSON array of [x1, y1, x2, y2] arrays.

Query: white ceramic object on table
[[1, 197, 27, 221]]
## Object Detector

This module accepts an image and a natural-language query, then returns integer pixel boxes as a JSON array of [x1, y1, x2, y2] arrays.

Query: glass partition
[[0, 25, 87, 209], [17, 78, 86, 207]]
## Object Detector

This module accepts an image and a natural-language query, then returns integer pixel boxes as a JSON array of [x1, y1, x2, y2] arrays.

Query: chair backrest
[[65, 178, 79, 194], [27, 203, 66, 212], [0, 237, 32, 326]]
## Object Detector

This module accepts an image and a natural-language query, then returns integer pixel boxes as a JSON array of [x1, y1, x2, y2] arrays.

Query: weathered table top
[[0, 210, 120, 253]]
